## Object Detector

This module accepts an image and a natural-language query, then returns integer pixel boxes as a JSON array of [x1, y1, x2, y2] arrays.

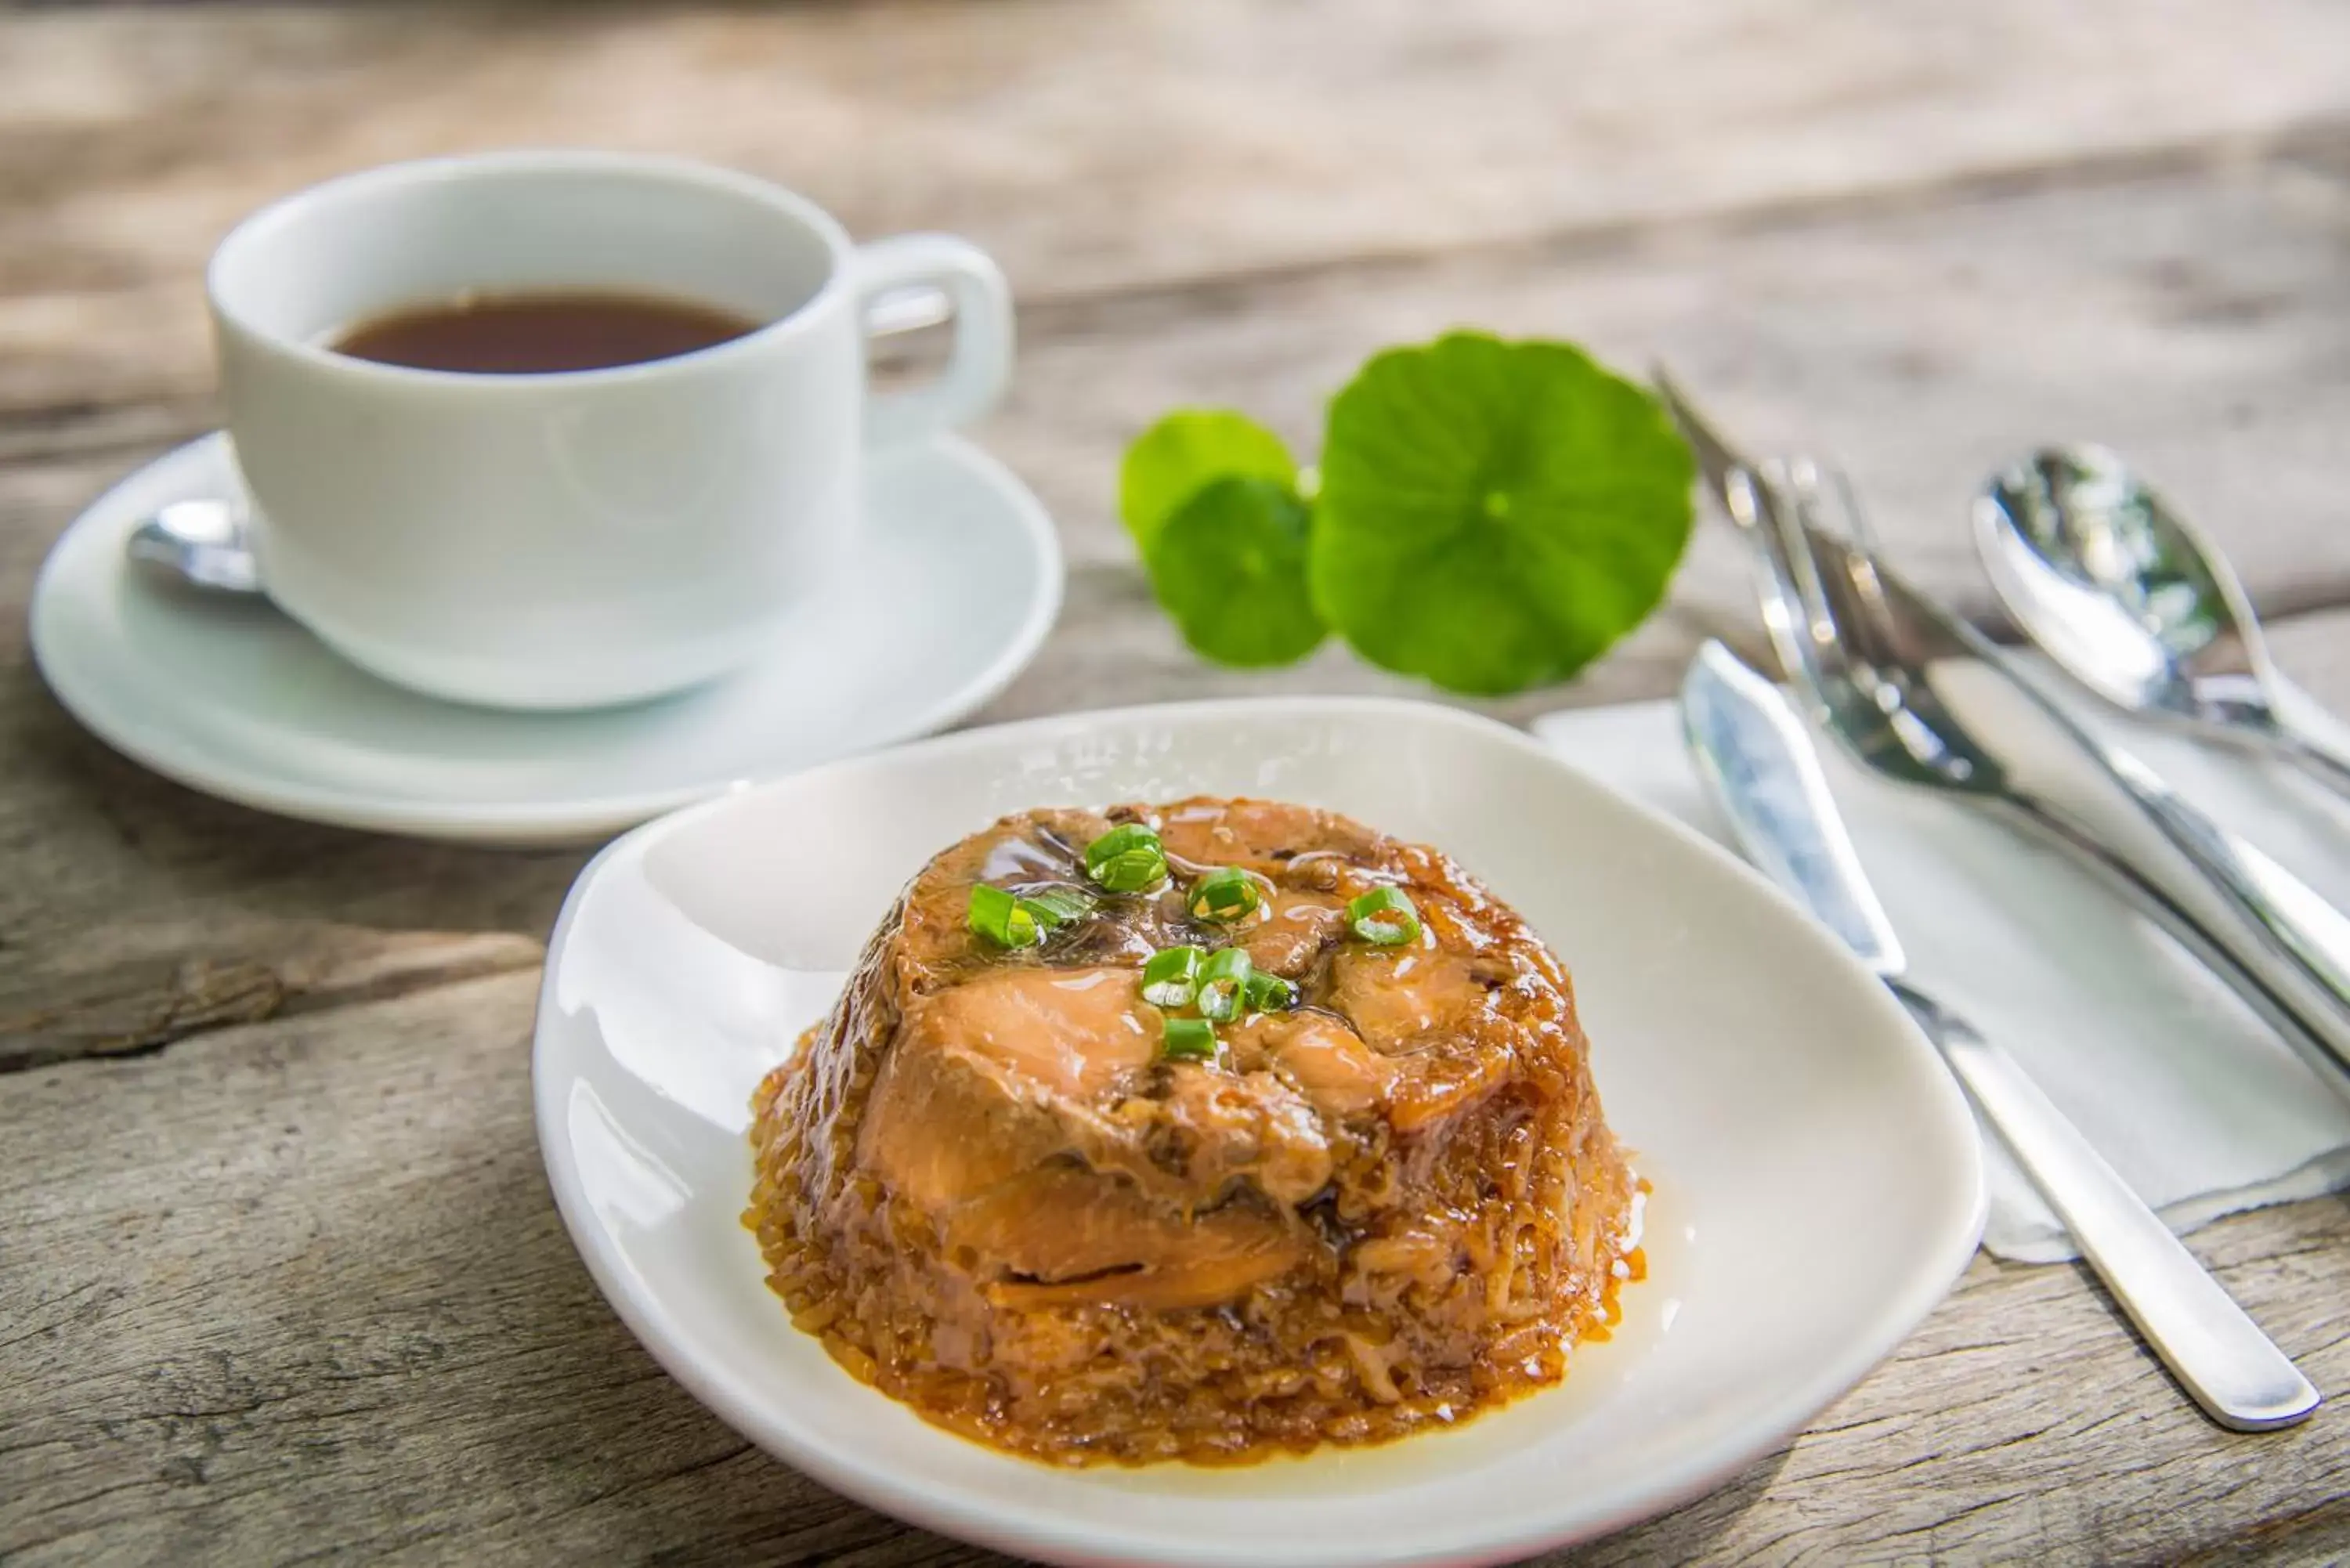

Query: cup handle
[[853, 233, 1014, 448]]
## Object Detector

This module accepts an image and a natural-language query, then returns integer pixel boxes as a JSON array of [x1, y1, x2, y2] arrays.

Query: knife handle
[[1894, 985, 2319, 1431]]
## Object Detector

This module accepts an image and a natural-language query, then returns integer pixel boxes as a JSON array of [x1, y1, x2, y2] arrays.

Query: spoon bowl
[[1975, 445, 2350, 793], [126, 497, 266, 598]]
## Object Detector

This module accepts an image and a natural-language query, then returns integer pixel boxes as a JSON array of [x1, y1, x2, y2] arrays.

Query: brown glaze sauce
[[746, 797, 1640, 1466]]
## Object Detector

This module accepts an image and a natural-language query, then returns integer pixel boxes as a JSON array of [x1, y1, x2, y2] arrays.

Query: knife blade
[[1676, 637, 2319, 1433], [1679, 640, 1904, 976]]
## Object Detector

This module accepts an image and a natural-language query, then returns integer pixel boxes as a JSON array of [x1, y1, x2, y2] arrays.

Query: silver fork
[[1658, 382, 2350, 1104]]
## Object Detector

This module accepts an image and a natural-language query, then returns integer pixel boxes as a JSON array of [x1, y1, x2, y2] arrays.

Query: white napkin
[[1531, 674, 2350, 1263]]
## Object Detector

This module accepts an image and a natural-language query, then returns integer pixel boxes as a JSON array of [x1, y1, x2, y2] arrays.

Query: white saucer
[[30, 432, 1062, 844]]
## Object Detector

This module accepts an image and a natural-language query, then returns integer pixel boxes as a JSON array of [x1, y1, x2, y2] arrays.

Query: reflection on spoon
[[125, 497, 265, 598], [1975, 444, 2350, 798]]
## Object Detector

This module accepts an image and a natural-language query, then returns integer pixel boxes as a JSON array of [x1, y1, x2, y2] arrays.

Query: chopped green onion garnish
[[1243, 970, 1297, 1013], [968, 883, 1040, 948], [1141, 945, 1206, 1007], [1085, 823, 1168, 893], [1187, 866, 1263, 923], [1018, 887, 1096, 928], [1347, 886, 1423, 946], [1161, 1016, 1219, 1061], [1196, 945, 1253, 1022]]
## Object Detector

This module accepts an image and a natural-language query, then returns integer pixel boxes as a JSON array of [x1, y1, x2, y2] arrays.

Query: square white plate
[[533, 698, 1984, 1566]]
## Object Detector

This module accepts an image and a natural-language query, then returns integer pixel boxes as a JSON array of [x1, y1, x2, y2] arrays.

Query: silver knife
[[1680, 638, 2319, 1433]]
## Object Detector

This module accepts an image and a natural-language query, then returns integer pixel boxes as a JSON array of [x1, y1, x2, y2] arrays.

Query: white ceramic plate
[[533, 698, 1985, 1566], [29, 432, 1060, 844]]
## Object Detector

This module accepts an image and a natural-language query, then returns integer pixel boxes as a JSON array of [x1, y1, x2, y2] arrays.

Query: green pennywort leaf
[[1144, 475, 1326, 667], [1119, 410, 1297, 555], [1309, 332, 1695, 695]]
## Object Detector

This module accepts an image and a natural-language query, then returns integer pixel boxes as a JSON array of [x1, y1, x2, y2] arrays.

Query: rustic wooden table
[[5, 4, 2349, 1563]]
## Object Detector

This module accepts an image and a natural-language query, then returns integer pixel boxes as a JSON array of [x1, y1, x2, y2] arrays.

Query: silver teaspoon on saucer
[[126, 497, 264, 597], [1976, 445, 2350, 797]]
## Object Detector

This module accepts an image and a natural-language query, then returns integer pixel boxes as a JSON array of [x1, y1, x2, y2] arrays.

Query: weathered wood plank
[[0, 974, 2342, 1566], [8, 0, 2350, 419], [0, 927, 543, 1073], [0, 973, 903, 1568]]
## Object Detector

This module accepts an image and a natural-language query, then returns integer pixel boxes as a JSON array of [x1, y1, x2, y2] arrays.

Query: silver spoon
[[1976, 444, 2350, 797], [127, 497, 266, 597]]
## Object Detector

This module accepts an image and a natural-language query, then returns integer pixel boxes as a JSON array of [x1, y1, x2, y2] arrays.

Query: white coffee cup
[[208, 150, 1013, 710]]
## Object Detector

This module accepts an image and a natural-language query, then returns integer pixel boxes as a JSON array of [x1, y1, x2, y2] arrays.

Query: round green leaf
[[1120, 410, 1297, 553], [1144, 475, 1326, 667], [1308, 332, 1695, 695]]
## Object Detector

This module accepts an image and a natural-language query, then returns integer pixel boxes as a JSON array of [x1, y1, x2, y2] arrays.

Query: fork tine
[[1650, 376, 1872, 709], [1745, 460, 1848, 699], [1777, 463, 1871, 667], [1651, 367, 1754, 503], [1800, 461, 1915, 678], [1828, 466, 1880, 556]]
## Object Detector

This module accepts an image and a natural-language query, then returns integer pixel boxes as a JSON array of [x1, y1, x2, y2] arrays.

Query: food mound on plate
[[747, 797, 1640, 1465]]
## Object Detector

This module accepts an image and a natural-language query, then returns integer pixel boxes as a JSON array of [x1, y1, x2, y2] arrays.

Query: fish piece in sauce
[[1227, 1010, 1394, 1118], [747, 796, 1638, 1467]]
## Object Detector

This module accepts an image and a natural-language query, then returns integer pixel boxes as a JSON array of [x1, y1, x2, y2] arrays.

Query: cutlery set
[[1658, 377, 2335, 1431]]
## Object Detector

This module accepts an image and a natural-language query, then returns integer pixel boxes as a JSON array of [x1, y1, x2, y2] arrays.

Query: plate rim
[[27, 429, 1064, 844], [532, 694, 1988, 1566]]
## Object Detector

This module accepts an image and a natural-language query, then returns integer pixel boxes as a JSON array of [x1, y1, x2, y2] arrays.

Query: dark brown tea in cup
[[331, 290, 761, 374]]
